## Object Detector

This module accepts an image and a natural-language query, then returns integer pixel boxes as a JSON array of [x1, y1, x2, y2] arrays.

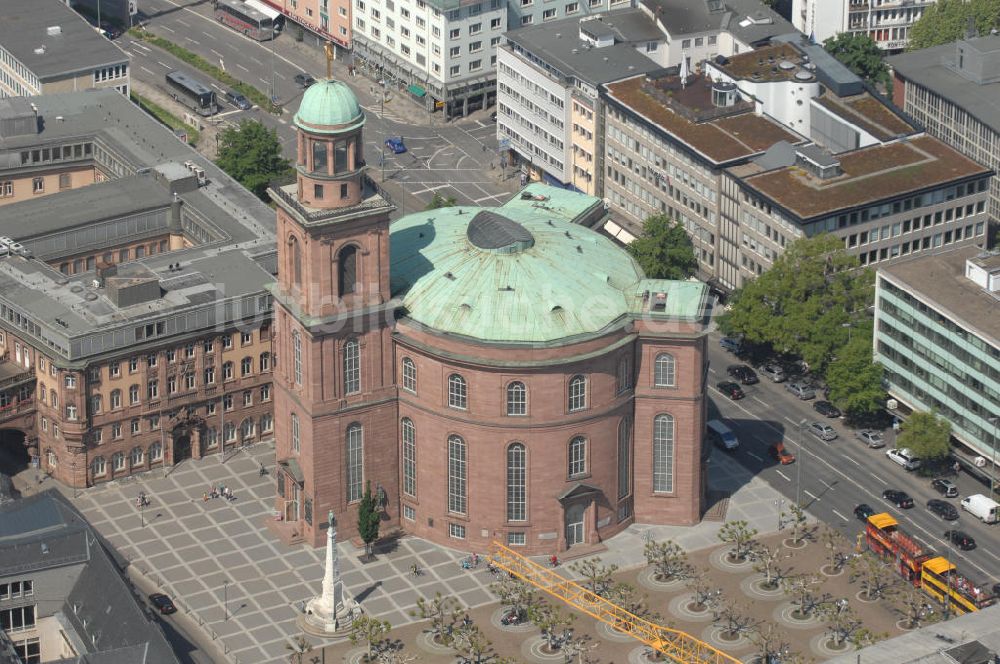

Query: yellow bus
[[920, 557, 996, 616]]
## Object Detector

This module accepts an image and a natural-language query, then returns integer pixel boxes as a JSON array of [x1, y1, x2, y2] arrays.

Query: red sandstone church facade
[[268, 81, 711, 555]]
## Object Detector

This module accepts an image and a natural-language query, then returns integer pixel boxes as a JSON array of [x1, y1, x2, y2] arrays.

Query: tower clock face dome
[[293, 80, 364, 133]]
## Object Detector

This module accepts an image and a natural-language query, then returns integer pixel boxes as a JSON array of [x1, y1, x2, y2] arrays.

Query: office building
[[874, 245, 999, 471], [259, 0, 353, 49], [888, 34, 1000, 225], [270, 79, 712, 553], [791, 0, 936, 51], [0, 89, 276, 488], [0, 491, 180, 664], [0, 0, 129, 98], [351, 0, 506, 117], [497, 10, 661, 193]]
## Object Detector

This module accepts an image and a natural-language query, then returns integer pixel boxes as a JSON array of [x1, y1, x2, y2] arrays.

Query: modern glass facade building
[[874, 245, 1000, 465]]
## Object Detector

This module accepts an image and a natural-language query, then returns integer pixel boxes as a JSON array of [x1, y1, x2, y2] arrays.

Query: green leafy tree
[[785, 503, 811, 544], [818, 600, 884, 649], [626, 214, 698, 280], [489, 575, 538, 619], [825, 325, 886, 418], [568, 558, 618, 598], [425, 192, 457, 209], [718, 520, 759, 561], [719, 234, 873, 374], [215, 119, 291, 200], [896, 411, 952, 460], [782, 573, 828, 617], [823, 33, 890, 89], [357, 481, 381, 559], [909, 0, 1000, 50], [349, 615, 391, 661], [410, 593, 462, 644], [643, 539, 691, 582]]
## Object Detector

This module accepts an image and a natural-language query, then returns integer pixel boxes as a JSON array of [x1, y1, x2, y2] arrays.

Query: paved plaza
[[64, 442, 794, 664]]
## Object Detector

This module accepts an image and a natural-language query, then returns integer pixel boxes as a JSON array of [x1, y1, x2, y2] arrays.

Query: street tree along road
[[627, 214, 698, 281], [896, 411, 953, 462], [216, 120, 291, 200]]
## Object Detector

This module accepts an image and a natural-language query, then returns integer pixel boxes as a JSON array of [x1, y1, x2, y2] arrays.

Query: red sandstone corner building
[[269, 79, 713, 555]]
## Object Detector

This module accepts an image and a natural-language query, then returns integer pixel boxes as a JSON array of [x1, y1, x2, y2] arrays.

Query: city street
[[704, 330, 1000, 586], [121, 0, 516, 213]]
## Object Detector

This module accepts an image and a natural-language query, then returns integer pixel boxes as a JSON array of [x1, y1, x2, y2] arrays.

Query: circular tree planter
[[809, 633, 856, 659], [490, 607, 535, 633], [709, 546, 754, 573], [773, 602, 820, 629], [637, 566, 687, 592], [782, 537, 807, 550], [896, 619, 920, 631], [521, 634, 567, 662], [701, 624, 751, 651], [820, 564, 844, 577], [739, 574, 785, 599], [415, 631, 456, 656], [667, 594, 716, 622], [854, 590, 880, 604], [596, 619, 638, 643]]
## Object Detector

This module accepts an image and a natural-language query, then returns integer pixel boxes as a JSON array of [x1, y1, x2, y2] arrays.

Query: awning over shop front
[[407, 84, 426, 97]]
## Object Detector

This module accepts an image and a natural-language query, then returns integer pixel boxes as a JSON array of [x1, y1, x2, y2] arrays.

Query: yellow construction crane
[[488, 541, 741, 664]]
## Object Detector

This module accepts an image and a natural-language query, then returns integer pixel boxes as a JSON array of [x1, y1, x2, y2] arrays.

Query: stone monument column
[[299, 510, 358, 635]]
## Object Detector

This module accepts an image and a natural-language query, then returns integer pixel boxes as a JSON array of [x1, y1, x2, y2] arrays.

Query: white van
[[707, 420, 739, 451], [960, 494, 999, 524]]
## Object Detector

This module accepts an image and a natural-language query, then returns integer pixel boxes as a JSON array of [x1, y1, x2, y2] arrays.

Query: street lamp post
[[223, 579, 230, 621], [796, 419, 806, 507], [774, 498, 785, 530], [989, 416, 999, 497], [841, 321, 853, 344]]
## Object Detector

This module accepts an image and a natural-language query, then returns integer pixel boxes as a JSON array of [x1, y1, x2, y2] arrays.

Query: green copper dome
[[293, 80, 364, 132]]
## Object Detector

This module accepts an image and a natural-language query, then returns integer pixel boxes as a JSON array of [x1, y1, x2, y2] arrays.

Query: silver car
[[786, 382, 816, 400], [759, 363, 786, 383], [808, 422, 837, 441], [856, 429, 885, 448]]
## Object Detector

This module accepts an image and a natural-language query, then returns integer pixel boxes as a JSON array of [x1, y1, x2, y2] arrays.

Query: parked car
[[927, 499, 959, 521], [148, 593, 177, 615], [294, 72, 316, 87], [813, 401, 841, 418], [716, 381, 745, 400], [854, 503, 876, 522], [769, 442, 795, 465], [720, 336, 742, 353], [807, 422, 838, 441], [931, 478, 959, 498], [785, 382, 816, 400], [224, 89, 252, 110], [726, 365, 759, 385], [882, 489, 914, 509], [886, 447, 922, 471], [707, 420, 740, 451], [856, 429, 886, 449], [943, 530, 976, 551], [385, 136, 407, 154], [758, 363, 786, 383]]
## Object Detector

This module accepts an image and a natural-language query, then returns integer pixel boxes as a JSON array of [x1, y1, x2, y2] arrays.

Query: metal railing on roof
[[268, 173, 392, 224]]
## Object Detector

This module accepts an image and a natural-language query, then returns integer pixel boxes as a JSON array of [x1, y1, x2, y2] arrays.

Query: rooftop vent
[[794, 70, 814, 81], [33, 46, 46, 55], [46, 25, 62, 36], [711, 81, 739, 107], [778, 60, 795, 70]]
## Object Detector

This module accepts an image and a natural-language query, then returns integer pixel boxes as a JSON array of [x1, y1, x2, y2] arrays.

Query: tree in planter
[[643, 539, 691, 582], [285, 636, 314, 664], [489, 575, 537, 623], [820, 526, 851, 574], [410, 593, 462, 645], [718, 520, 759, 562], [712, 598, 760, 640], [749, 544, 789, 590], [785, 503, 810, 545], [452, 624, 493, 664], [896, 410, 952, 462], [561, 633, 598, 664], [357, 481, 381, 560], [528, 599, 575, 652], [568, 558, 619, 598], [377, 651, 416, 664], [684, 568, 723, 613], [782, 573, 828, 618], [748, 623, 793, 664], [849, 553, 897, 601], [605, 581, 658, 624], [892, 584, 941, 629], [818, 599, 884, 649], [349, 615, 392, 662]]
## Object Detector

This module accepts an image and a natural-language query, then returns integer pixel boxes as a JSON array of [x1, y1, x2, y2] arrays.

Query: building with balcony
[[497, 9, 661, 193], [0, 89, 277, 488], [260, 0, 354, 49], [792, 0, 937, 52], [0, 491, 180, 664], [269, 79, 713, 553], [888, 34, 1000, 227], [874, 245, 1000, 477], [0, 0, 130, 98]]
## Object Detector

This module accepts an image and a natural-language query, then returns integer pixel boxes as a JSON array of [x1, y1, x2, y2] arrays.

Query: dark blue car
[[385, 137, 406, 154]]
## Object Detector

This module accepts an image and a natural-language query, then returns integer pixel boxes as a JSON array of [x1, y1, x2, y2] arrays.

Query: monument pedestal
[[296, 510, 360, 637]]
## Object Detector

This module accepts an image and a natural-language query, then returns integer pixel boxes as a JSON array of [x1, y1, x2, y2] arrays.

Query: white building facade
[[792, 0, 936, 51]]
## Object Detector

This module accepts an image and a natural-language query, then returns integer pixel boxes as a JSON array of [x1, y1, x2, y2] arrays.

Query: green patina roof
[[389, 186, 706, 343], [293, 79, 364, 132]]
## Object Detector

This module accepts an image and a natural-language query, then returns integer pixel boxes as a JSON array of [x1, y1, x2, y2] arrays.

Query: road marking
[[803, 490, 820, 502], [211, 49, 225, 59], [411, 184, 450, 195], [159, 24, 175, 32], [752, 396, 768, 407], [473, 194, 503, 203], [870, 473, 886, 485], [783, 416, 799, 426], [775, 470, 791, 482], [845, 456, 861, 467], [746, 452, 762, 462], [215, 109, 244, 119], [140, 65, 156, 76], [186, 37, 202, 46], [275, 72, 286, 80], [176, 18, 191, 27], [236, 64, 250, 72], [132, 42, 151, 52], [157, 60, 171, 69], [832, 509, 849, 522]]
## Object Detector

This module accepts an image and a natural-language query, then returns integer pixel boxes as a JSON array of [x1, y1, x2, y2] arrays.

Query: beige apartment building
[[266, 0, 353, 49], [0, 90, 277, 489], [0, 0, 129, 99]]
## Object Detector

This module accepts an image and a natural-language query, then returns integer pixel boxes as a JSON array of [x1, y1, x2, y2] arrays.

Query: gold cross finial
[[324, 41, 334, 80]]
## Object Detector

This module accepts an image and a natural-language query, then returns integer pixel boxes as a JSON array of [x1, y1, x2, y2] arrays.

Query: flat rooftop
[[504, 11, 660, 85], [0, 0, 129, 80], [714, 42, 805, 83], [814, 90, 915, 142], [738, 135, 991, 221], [604, 74, 804, 165], [639, 0, 793, 45], [878, 245, 1000, 350]]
